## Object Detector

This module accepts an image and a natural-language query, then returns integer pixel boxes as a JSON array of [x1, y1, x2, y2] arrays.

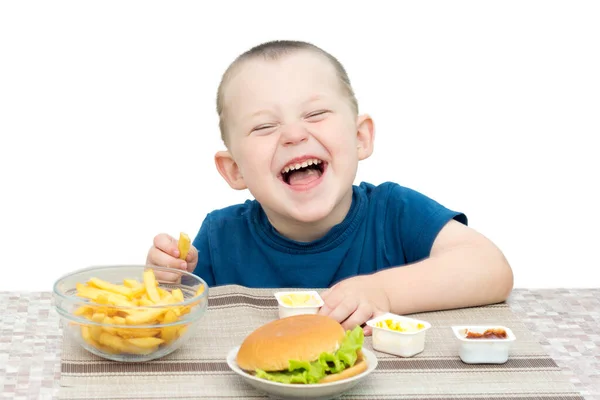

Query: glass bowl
[[52, 264, 208, 362]]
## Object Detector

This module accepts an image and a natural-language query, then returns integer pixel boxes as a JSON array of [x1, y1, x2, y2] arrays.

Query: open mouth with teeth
[[280, 158, 327, 186]]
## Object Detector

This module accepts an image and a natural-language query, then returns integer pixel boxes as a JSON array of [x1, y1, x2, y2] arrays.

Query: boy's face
[[216, 51, 373, 228]]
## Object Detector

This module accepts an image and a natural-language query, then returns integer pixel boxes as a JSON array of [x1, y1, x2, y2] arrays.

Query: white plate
[[226, 346, 378, 400]]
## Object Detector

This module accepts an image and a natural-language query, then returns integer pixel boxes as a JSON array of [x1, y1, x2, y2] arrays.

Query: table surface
[[1, 288, 598, 400]]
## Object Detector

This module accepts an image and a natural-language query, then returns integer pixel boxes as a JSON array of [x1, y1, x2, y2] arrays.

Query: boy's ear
[[355, 114, 375, 160], [214, 151, 247, 190]]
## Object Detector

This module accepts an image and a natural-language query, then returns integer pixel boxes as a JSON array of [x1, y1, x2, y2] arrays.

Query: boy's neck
[[263, 189, 354, 243]]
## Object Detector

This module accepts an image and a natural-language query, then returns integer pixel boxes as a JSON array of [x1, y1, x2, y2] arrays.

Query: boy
[[146, 40, 514, 332]]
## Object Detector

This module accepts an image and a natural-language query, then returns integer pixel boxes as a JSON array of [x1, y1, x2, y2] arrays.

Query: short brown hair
[[216, 40, 359, 145]]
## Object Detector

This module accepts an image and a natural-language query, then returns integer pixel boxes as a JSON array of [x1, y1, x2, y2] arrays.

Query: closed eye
[[251, 124, 277, 134], [305, 110, 330, 121]]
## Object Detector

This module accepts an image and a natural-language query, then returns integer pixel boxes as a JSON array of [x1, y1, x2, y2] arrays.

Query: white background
[[1, 1, 599, 291]]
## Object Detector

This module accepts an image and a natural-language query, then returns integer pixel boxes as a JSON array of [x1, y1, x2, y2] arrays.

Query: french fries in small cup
[[52, 265, 208, 362]]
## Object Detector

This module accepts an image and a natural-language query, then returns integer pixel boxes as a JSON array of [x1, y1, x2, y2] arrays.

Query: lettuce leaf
[[254, 325, 364, 384]]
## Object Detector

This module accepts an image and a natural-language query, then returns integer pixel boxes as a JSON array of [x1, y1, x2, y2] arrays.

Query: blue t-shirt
[[191, 181, 467, 289]]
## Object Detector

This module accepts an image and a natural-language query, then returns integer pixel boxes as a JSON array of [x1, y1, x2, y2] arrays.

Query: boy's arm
[[375, 219, 514, 315]]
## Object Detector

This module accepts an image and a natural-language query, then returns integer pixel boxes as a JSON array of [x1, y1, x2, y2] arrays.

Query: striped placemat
[[58, 285, 584, 399]]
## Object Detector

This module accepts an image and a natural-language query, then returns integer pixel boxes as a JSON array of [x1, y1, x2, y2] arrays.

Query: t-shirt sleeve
[[190, 214, 216, 287], [387, 183, 468, 264]]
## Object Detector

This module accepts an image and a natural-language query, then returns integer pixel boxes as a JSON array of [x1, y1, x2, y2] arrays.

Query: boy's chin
[[283, 204, 337, 225]]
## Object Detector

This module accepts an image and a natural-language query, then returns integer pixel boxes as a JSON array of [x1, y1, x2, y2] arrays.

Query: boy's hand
[[318, 274, 390, 336], [146, 233, 198, 283]]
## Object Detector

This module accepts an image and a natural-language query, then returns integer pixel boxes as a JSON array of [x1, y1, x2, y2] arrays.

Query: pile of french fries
[[72, 266, 204, 357]]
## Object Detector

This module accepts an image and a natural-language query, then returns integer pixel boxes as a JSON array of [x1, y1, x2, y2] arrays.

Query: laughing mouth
[[280, 158, 327, 185]]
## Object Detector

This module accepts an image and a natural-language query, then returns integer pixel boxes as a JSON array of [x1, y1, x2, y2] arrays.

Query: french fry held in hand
[[72, 269, 205, 356], [178, 232, 191, 260]]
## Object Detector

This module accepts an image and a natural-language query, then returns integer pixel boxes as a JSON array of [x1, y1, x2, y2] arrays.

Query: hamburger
[[236, 314, 367, 384]]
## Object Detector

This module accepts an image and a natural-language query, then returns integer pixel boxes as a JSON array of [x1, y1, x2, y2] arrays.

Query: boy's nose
[[280, 124, 308, 146]]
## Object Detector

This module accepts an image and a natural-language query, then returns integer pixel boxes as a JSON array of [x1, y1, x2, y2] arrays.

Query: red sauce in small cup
[[465, 328, 507, 339]]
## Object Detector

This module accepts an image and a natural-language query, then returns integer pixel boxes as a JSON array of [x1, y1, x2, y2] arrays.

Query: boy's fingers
[[319, 287, 345, 315], [153, 233, 180, 258], [186, 245, 198, 263], [325, 298, 359, 324], [319, 282, 340, 301], [341, 303, 372, 332], [319, 288, 332, 301], [147, 247, 186, 270], [154, 269, 182, 283], [319, 297, 336, 316]]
